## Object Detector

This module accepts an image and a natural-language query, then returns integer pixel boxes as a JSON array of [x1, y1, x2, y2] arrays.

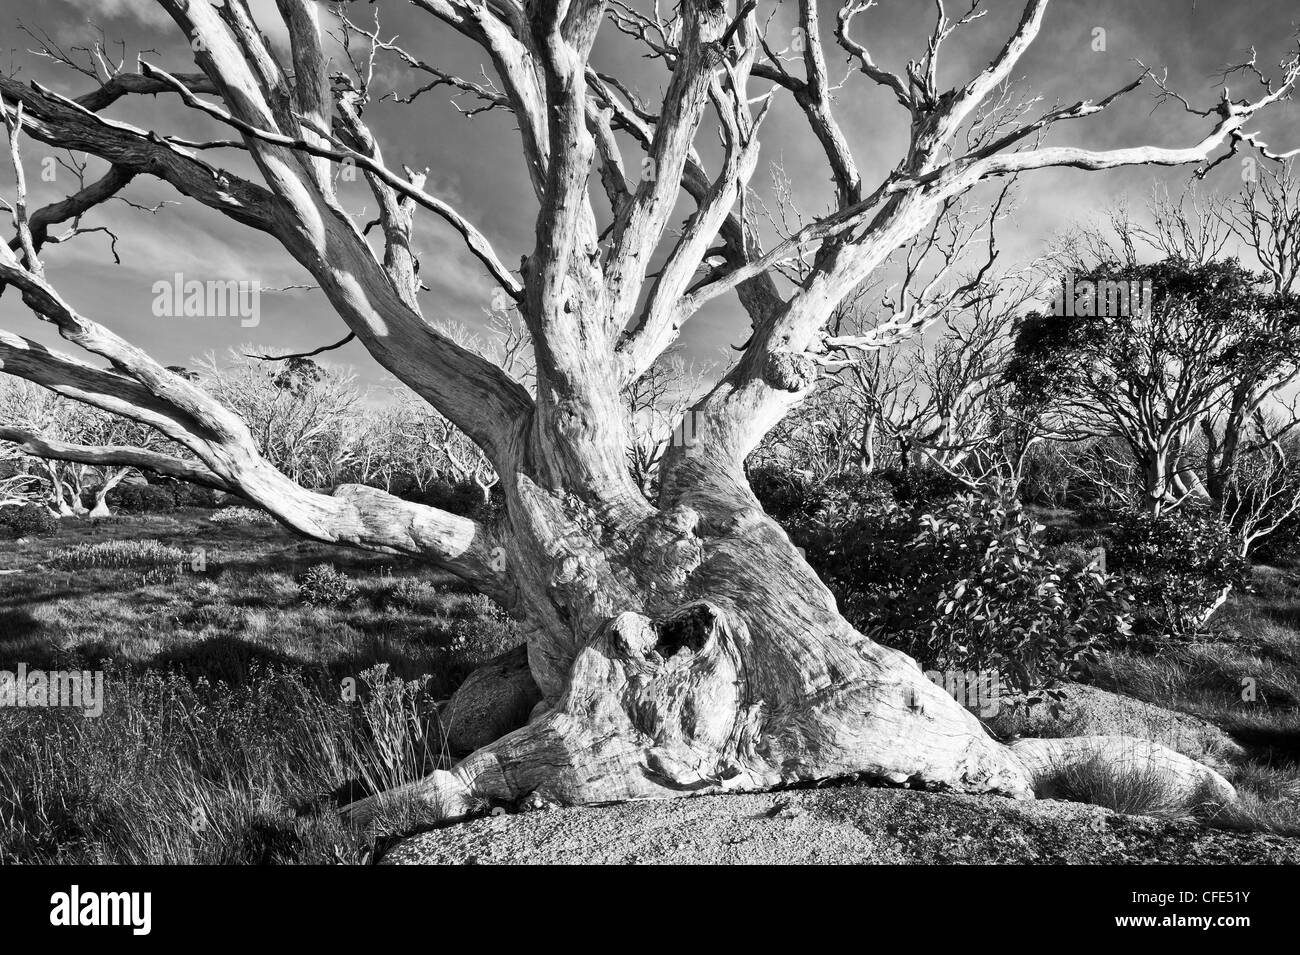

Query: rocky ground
[[382, 783, 1300, 865]]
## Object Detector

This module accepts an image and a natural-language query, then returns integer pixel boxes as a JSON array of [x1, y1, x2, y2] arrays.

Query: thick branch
[[0, 427, 232, 492]]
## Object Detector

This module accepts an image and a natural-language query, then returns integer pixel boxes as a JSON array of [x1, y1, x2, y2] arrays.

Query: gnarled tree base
[[344, 602, 1235, 830]]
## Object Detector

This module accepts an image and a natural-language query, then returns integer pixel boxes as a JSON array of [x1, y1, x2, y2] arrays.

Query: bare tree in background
[[0, 377, 164, 516], [624, 352, 713, 498], [1231, 162, 1300, 296], [835, 276, 1045, 487], [1, 0, 1293, 820]]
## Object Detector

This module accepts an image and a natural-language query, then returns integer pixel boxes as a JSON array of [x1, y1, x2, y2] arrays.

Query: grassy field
[[0, 508, 520, 863], [1, 506, 1298, 862], [1087, 567, 1300, 834]]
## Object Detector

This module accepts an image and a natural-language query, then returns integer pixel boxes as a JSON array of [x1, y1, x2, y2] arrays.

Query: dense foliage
[[0, 503, 58, 537], [1106, 508, 1248, 639], [760, 475, 1133, 695]]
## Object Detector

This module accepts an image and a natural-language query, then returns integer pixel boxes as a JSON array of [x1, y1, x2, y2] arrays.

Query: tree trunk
[[345, 451, 1234, 824], [1205, 391, 1250, 503], [1138, 444, 1171, 516], [859, 412, 877, 474], [88, 468, 130, 519]]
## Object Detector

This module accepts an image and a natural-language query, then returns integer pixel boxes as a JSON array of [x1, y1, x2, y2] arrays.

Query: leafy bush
[[164, 480, 219, 508], [48, 539, 189, 570], [209, 506, 277, 527], [0, 503, 57, 537], [786, 488, 1132, 696], [749, 466, 895, 521], [106, 483, 176, 513], [399, 478, 491, 517], [382, 576, 440, 613], [876, 465, 966, 508], [298, 564, 360, 607], [1107, 508, 1247, 639], [748, 465, 818, 518]]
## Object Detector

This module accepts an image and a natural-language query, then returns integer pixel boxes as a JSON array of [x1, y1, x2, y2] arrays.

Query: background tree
[[0, 376, 166, 516], [624, 352, 713, 498], [1048, 174, 1300, 511], [1008, 258, 1297, 515], [198, 352, 361, 490]]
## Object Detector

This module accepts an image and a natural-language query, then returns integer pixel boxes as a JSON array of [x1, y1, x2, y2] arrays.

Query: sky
[[1, 0, 1298, 400]]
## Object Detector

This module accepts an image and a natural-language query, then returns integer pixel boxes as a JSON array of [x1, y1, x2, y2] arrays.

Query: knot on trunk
[[605, 611, 658, 659], [548, 398, 597, 443], [632, 505, 704, 593], [602, 602, 724, 663], [762, 349, 817, 393], [586, 603, 748, 777], [548, 550, 602, 617]]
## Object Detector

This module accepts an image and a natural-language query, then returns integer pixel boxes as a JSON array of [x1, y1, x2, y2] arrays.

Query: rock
[[380, 783, 1300, 865], [990, 683, 1245, 769], [441, 644, 543, 754]]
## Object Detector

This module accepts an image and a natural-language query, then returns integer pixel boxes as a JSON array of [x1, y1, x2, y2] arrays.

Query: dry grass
[[1069, 563, 1300, 832], [0, 510, 520, 863], [1049, 755, 1197, 819], [47, 538, 190, 571]]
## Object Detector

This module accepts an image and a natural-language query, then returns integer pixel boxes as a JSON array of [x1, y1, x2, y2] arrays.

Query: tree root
[[343, 607, 1236, 830], [440, 645, 541, 755], [1011, 735, 1236, 808]]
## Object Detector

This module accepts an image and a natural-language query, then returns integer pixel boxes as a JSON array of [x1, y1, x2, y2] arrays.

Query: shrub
[[107, 483, 176, 513], [876, 465, 966, 507], [750, 466, 895, 521], [209, 506, 277, 527], [748, 465, 819, 518], [400, 479, 489, 517], [786, 487, 1132, 696], [166, 481, 219, 508], [48, 539, 189, 570], [298, 564, 360, 607], [1107, 508, 1247, 639], [383, 576, 439, 613], [0, 503, 58, 537]]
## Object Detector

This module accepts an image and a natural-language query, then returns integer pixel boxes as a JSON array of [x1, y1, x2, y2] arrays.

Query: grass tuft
[[47, 539, 189, 571], [1050, 755, 1194, 819]]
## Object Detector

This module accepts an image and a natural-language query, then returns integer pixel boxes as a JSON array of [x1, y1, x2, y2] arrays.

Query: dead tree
[[834, 275, 1045, 486], [624, 353, 713, 498], [1, 0, 1293, 821]]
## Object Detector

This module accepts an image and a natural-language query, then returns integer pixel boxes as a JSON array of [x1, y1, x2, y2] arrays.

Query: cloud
[[58, 0, 170, 28]]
